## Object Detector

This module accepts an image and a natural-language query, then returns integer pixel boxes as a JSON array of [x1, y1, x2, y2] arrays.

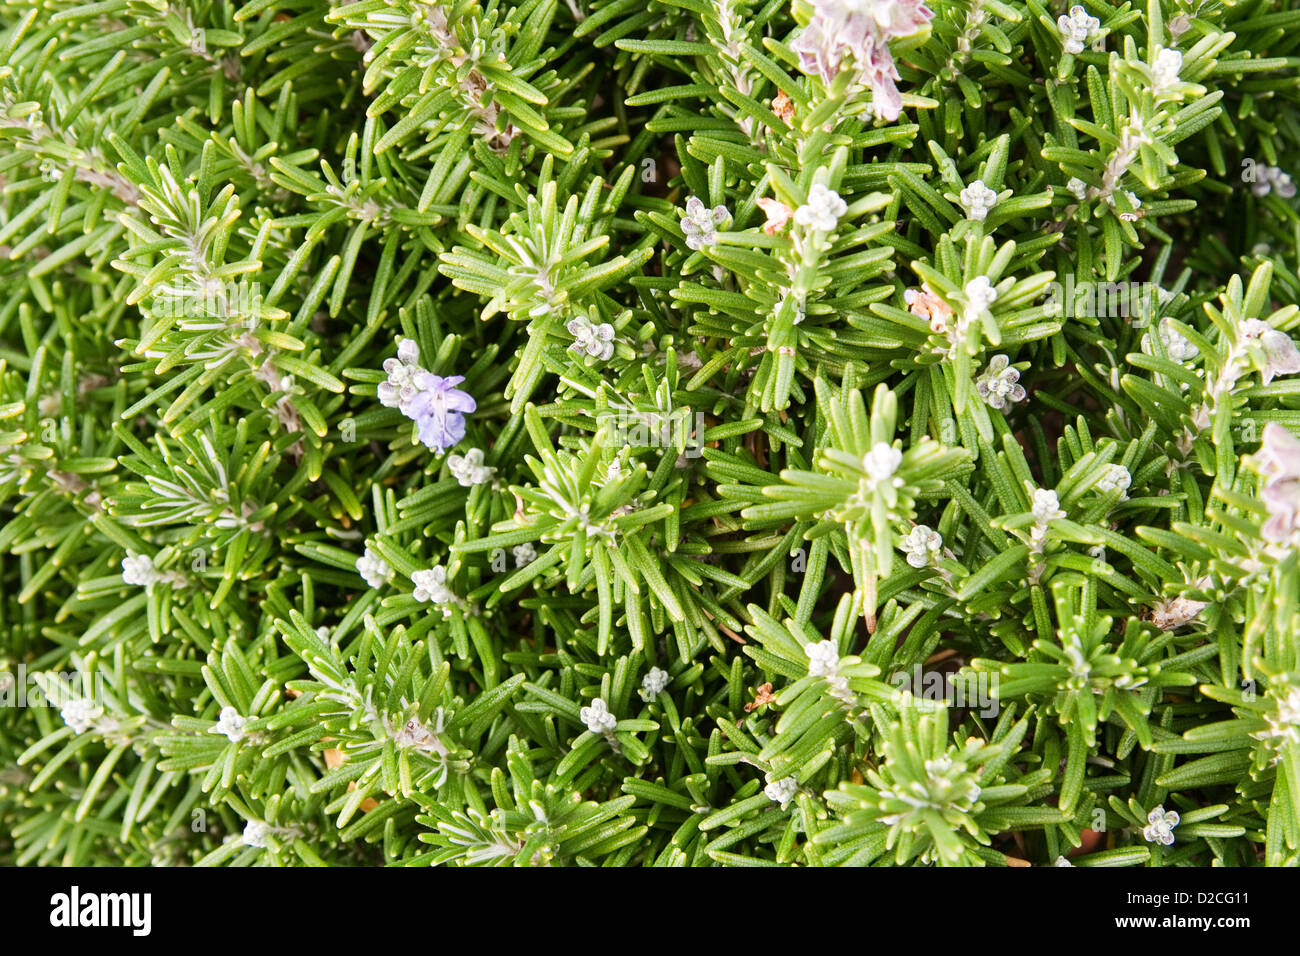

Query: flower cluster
[[1255, 423, 1300, 545], [378, 339, 476, 453], [639, 667, 670, 702], [447, 448, 495, 487], [567, 315, 617, 361], [680, 196, 730, 251], [794, 184, 848, 232], [958, 180, 998, 222], [1096, 464, 1131, 498], [1142, 806, 1180, 846], [899, 524, 942, 568], [61, 697, 111, 735], [212, 706, 249, 743], [1056, 4, 1100, 55], [975, 354, 1026, 410], [791, 0, 933, 121], [1248, 164, 1297, 199], [580, 697, 618, 735], [356, 547, 394, 588], [1241, 319, 1300, 385]]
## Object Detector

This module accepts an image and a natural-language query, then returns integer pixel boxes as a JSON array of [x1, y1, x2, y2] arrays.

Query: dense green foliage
[[3, 0, 1300, 867]]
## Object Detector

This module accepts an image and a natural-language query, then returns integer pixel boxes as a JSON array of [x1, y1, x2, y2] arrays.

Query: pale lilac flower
[[794, 184, 848, 232], [356, 547, 393, 588], [976, 354, 1026, 409], [900, 524, 942, 568], [378, 339, 425, 414], [1257, 424, 1300, 482], [1251, 166, 1298, 199], [1241, 319, 1300, 384], [863, 442, 903, 485], [640, 666, 670, 701], [1242, 166, 1294, 197], [1256, 424, 1300, 543], [1057, 5, 1099, 55], [408, 375, 476, 452], [447, 447, 495, 487], [790, 0, 932, 121], [805, 639, 840, 678], [213, 706, 248, 743], [681, 196, 729, 250], [580, 697, 618, 735], [1142, 805, 1179, 846], [566, 315, 616, 361], [411, 565, 455, 604], [764, 773, 798, 806], [858, 37, 905, 121], [959, 180, 998, 221]]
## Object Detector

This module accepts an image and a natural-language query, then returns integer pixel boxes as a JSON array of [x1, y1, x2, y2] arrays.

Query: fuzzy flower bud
[[213, 706, 248, 743], [122, 551, 163, 587], [1151, 47, 1183, 97], [566, 315, 616, 361], [1032, 488, 1065, 525], [640, 666, 670, 701], [1056, 5, 1099, 55], [805, 639, 840, 678], [242, 820, 272, 849], [1096, 464, 1132, 497], [900, 524, 943, 568], [764, 773, 798, 806], [61, 697, 104, 735], [794, 184, 848, 232], [863, 442, 903, 486], [959, 180, 998, 222], [964, 276, 999, 316], [580, 697, 618, 735], [411, 565, 455, 604], [681, 196, 729, 250], [356, 547, 394, 588], [447, 448, 495, 487]]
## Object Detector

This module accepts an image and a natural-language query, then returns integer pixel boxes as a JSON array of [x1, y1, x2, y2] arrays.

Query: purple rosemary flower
[[1257, 424, 1300, 544], [408, 374, 476, 453], [790, 0, 932, 121]]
